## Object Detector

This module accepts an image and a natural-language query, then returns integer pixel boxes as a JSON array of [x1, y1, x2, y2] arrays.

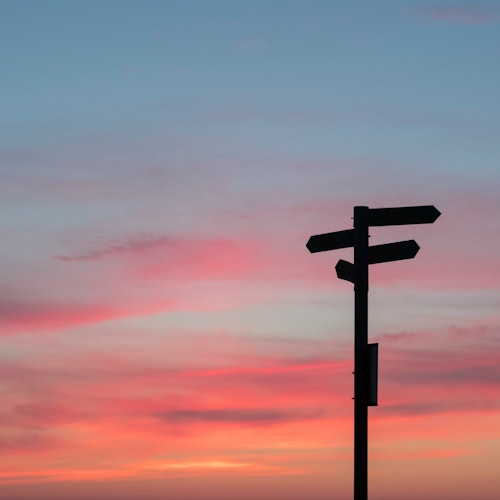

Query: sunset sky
[[1, 1, 500, 499]]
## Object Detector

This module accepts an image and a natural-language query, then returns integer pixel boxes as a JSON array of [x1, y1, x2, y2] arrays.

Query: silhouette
[[306, 205, 441, 500]]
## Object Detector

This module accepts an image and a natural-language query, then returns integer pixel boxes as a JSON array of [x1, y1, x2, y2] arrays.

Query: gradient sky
[[1, 1, 500, 499]]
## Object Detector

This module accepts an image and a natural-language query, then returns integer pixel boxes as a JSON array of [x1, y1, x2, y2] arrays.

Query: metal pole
[[353, 206, 369, 500], [306, 204, 439, 499]]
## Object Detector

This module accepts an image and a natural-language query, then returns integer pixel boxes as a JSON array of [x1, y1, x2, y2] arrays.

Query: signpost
[[306, 205, 440, 500], [306, 229, 354, 253], [368, 240, 419, 264]]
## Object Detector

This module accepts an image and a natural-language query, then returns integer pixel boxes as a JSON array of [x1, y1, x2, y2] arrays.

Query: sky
[[1, 0, 499, 499]]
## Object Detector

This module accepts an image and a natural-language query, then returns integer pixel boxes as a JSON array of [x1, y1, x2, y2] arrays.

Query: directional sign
[[335, 259, 355, 283], [369, 205, 440, 227], [369, 240, 420, 264], [306, 228, 354, 253], [335, 241, 419, 282], [306, 203, 440, 500]]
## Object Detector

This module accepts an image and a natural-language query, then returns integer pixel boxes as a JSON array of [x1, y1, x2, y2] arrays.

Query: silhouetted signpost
[[306, 205, 440, 500]]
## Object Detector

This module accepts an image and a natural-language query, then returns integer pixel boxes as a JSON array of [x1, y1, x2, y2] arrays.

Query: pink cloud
[[4, 184, 497, 343], [40, 185, 499, 303], [0, 337, 351, 441], [0, 319, 499, 491], [3, 322, 499, 433], [372, 325, 500, 422], [56, 234, 266, 281], [0, 297, 177, 335], [0, 434, 61, 456], [0, 299, 118, 334], [0, 337, 353, 487], [156, 407, 324, 426]]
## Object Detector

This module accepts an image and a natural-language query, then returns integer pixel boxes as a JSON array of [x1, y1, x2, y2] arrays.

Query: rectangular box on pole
[[368, 343, 378, 407]]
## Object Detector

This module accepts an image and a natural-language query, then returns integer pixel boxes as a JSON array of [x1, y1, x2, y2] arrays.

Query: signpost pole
[[305, 204, 440, 500], [354, 206, 369, 500]]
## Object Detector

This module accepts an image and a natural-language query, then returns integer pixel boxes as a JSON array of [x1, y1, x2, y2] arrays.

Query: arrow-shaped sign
[[369, 240, 420, 264], [335, 241, 419, 282], [336, 259, 355, 283], [306, 229, 354, 253], [369, 205, 440, 227]]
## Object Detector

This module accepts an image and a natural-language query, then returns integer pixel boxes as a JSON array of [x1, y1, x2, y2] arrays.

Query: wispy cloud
[[55, 236, 174, 262], [0, 299, 117, 333], [157, 407, 324, 425], [55, 234, 268, 282], [0, 433, 61, 456], [418, 6, 500, 24], [1, 320, 499, 486], [0, 296, 176, 334]]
